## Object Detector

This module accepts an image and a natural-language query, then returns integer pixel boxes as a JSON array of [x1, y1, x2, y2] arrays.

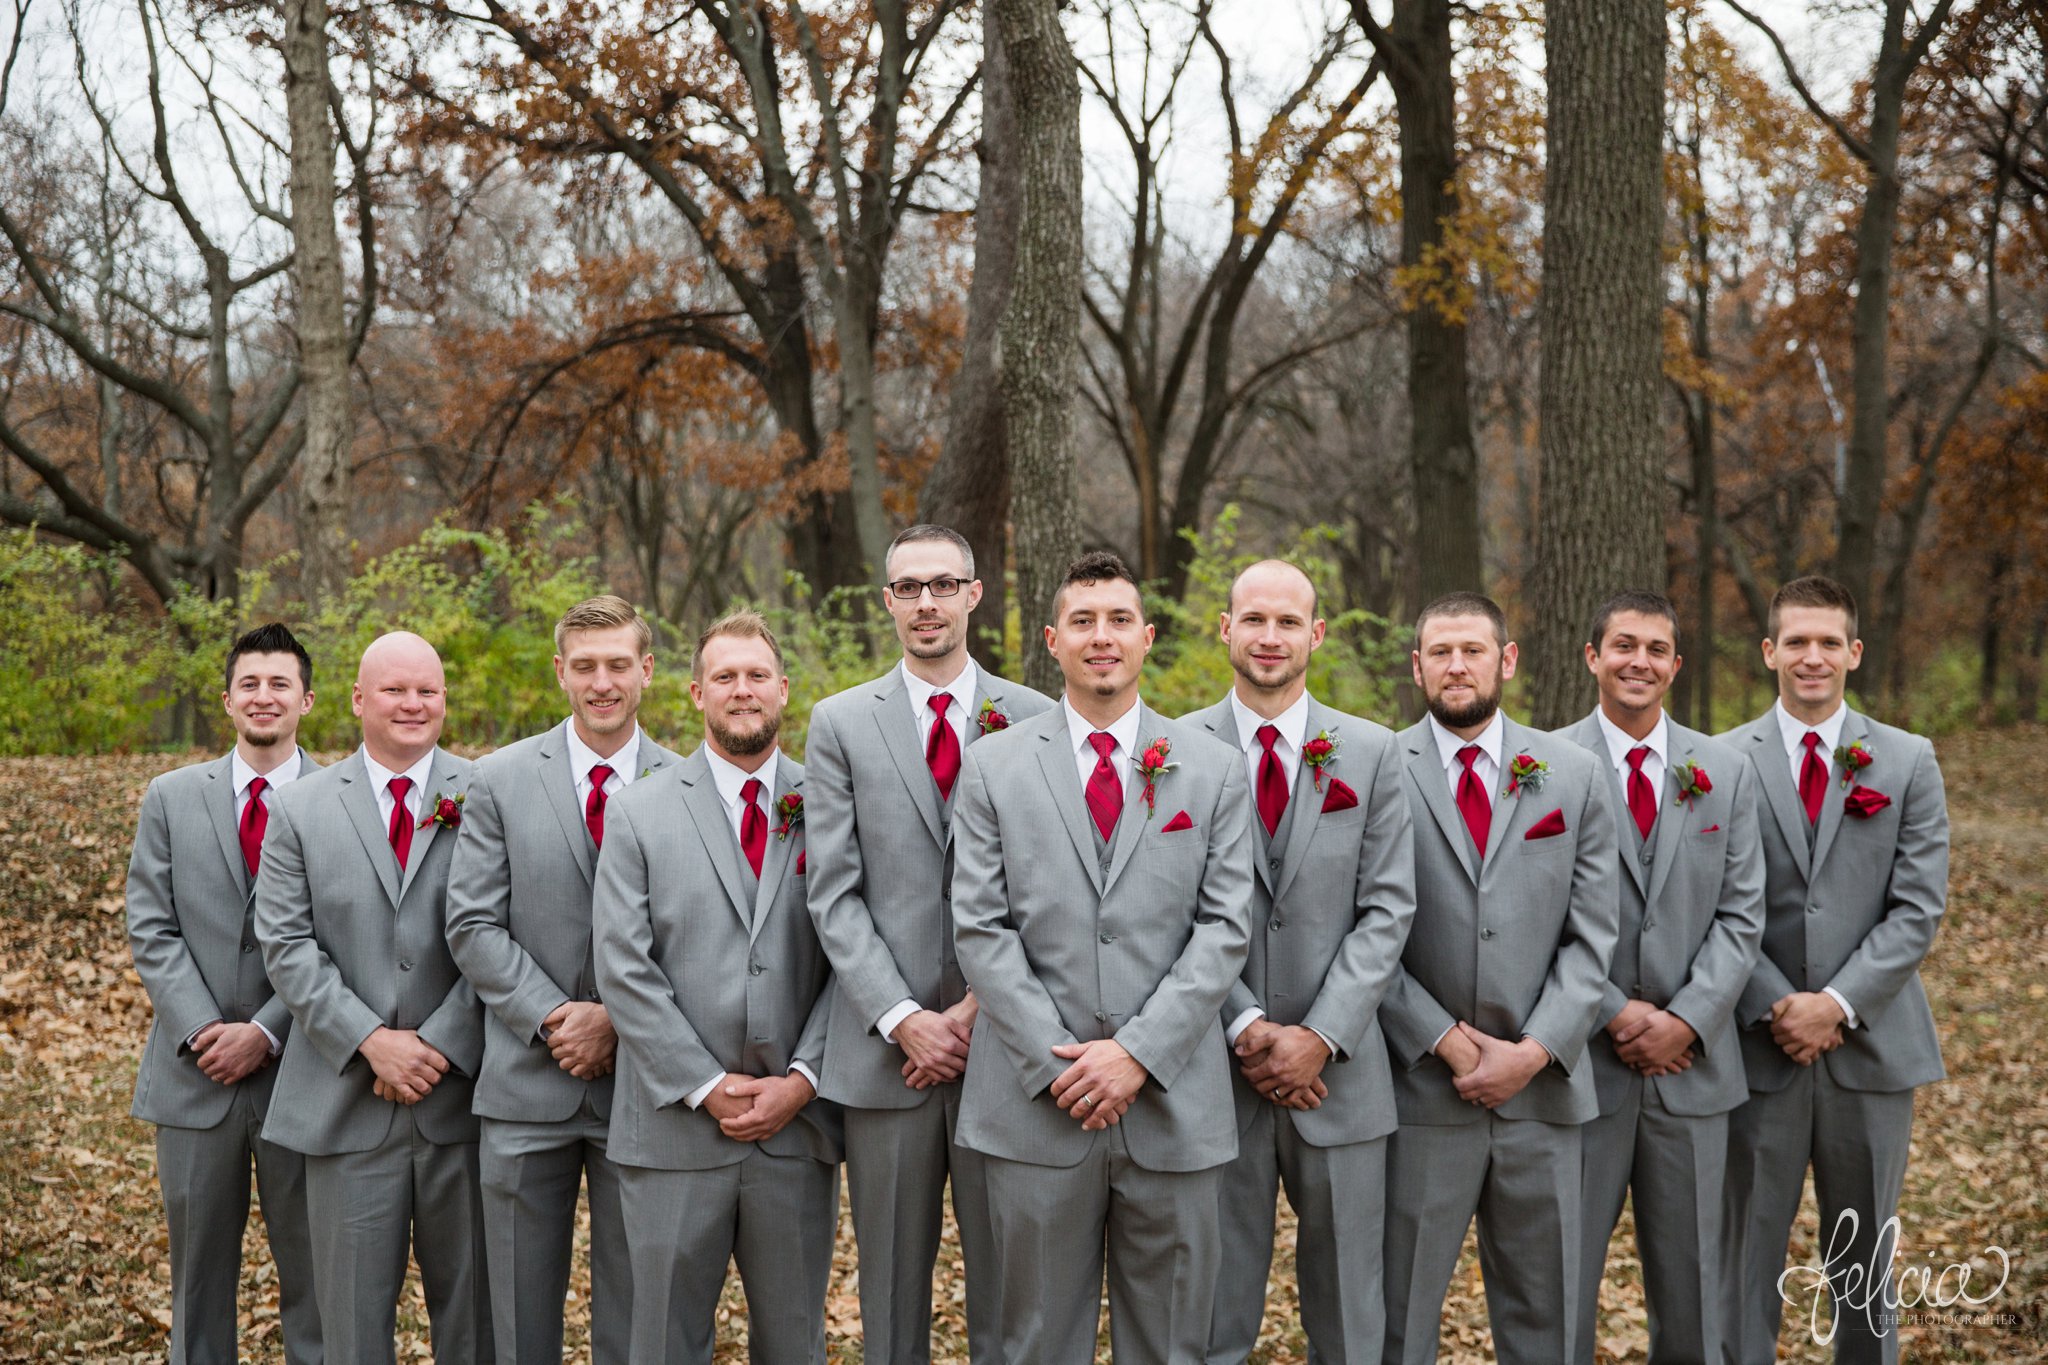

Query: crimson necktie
[[586, 764, 614, 849], [1455, 745, 1491, 852], [239, 776, 269, 877], [1085, 733, 1122, 841], [740, 777, 767, 878], [1255, 724, 1289, 838], [1626, 746, 1656, 841], [926, 694, 961, 801], [387, 776, 414, 870], [1799, 732, 1828, 825]]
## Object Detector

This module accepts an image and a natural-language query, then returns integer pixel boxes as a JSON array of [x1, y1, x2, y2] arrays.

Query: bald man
[[256, 633, 492, 1363]]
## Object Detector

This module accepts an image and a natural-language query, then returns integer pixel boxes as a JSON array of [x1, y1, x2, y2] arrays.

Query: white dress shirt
[[1770, 699, 1861, 1027], [201, 749, 306, 1054], [361, 747, 437, 831], [685, 747, 819, 1107], [1595, 707, 1669, 827], [564, 718, 642, 811]]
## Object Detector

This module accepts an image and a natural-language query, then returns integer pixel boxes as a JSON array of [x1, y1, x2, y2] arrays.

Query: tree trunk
[[991, 0, 1082, 698], [1685, 121, 1716, 733], [1528, 0, 1666, 727], [920, 2, 1017, 675], [284, 0, 353, 604]]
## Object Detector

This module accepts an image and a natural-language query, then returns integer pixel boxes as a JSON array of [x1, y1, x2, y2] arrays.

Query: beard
[[1426, 680, 1501, 731], [707, 709, 780, 757], [903, 617, 961, 659], [239, 726, 284, 747], [1232, 648, 1307, 694]]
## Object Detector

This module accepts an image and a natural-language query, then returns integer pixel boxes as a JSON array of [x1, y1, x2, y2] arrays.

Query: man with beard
[[593, 612, 840, 1365], [446, 596, 684, 1363], [806, 525, 1053, 1365], [1185, 560, 1415, 1365], [127, 623, 324, 1365], [1379, 593, 1619, 1365]]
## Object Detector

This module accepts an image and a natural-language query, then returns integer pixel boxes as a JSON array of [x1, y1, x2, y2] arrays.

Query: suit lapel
[[1405, 728, 1478, 886], [1102, 704, 1162, 896], [1482, 719, 1539, 868], [1748, 723, 1813, 881], [750, 763, 800, 945], [337, 751, 403, 910], [537, 725, 597, 887], [1809, 710, 1862, 875], [871, 671, 946, 849], [679, 751, 754, 933], [203, 755, 252, 900], [1195, 700, 1273, 896], [397, 750, 461, 905], [1572, 714, 1648, 898], [1273, 699, 1331, 902], [1646, 724, 1698, 906], [1034, 708, 1105, 895]]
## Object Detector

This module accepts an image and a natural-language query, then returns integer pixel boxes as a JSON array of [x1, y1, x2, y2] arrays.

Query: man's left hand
[[1049, 1040, 1148, 1131], [1613, 1008, 1698, 1072], [1450, 1024, 1549, 1109], [1238, 1025, 1333, 1105], [544, 1002, 617, 1080], [1770, 992, 1846, 1065], [716, 1072, 814, 1143], [194, 1022, 272, 1085]]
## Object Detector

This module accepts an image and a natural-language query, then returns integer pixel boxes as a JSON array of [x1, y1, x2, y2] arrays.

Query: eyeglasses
[[886, 576, 966, 600]]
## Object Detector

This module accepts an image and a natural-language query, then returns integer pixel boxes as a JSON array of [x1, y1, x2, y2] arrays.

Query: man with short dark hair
[[807, 524, 1053, 1365], [127, 623, 324, 1365], [1720, 576, 1949, 1365]]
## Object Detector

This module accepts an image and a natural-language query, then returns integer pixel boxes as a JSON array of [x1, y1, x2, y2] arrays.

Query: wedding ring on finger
[[1077, 1093, 1094, 1109]]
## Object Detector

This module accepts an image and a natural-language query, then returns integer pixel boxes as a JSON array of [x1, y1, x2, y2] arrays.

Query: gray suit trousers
[[843, 1089, 1002, 1365], [1208, 1103, 1386, 1365], [156, 1084, 322, 1365], [302, 1109, 490, 1365], [617, 1150, 839, 1365], [1722, 1066, 1913, 1365], [1576, 1074, 1726, 1365], [984, 1129, 1223, 1365], [1382, 1115, 1582, 1365], [480, 1109, 630, 1365]]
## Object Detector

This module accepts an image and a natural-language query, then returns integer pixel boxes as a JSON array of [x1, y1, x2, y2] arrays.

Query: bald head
[[1227, 559, 1318, 618], [353, 631, 447, 769], [1221, 559, 1325, 712]]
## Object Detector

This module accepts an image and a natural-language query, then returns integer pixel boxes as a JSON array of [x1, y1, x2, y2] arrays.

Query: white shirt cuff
[[255, 1022, 281, 1057], [877, 1000, 920, 1044], [1305, 1025, 1338, 1060], [1225, 1008, 1265, 1046], [788, 1061, 819, 1093], [1822, 986, 1860, 1029], [684, 1072, 727, 1110]]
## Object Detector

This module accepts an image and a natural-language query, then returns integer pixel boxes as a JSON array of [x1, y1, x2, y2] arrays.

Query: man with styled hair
[[127, 623, 324, 1365], [952, 549, 1255, 1365], [447, 594, 682, 1363], [1565, 589, 1765, 1363], [1380, 592, 1619, 1365], [807, 524, 1054, 1365], [1720, 576, 1949, 1364], [595, 609, 841, 1364]]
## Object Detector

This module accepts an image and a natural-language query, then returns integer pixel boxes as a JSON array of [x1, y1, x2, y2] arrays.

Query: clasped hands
[[896, 995, 978, 1090], [1605, 999, 1698, 1076], [1049, 1039, 1147, 1131], [362, 1026, 450, 1105], [189, 1020, 274, 1085], [540, 1000, 617, 1080], [704, 1071, 814, 1142], [1768, 991, 1846, 1065], [1435, 1022, 1550, 1109], [1234, 1018, 1331, 1111]]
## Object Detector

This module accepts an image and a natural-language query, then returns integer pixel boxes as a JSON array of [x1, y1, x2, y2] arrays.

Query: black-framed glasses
[[887, 576, 966, 600]]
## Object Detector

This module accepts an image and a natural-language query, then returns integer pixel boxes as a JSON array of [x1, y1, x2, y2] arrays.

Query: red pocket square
[[1698, 824, 1721, 835], [794, 850, 807, 876], [1843, 785, 1892, 819], [1524, 808, 1568, 840], [1321, 778, 1359, 813], [1161, 810, 1195, 833]]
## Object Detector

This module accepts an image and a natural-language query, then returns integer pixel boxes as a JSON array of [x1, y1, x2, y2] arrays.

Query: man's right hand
[[1606, 998, 1656, 1042], [542, 1001, 617, 1080], [359, 1026, 449, 1104], [703, 1075, 757, 1125], [1434, 1023, 1482, 1079], [895, 1009, 970, 1088]]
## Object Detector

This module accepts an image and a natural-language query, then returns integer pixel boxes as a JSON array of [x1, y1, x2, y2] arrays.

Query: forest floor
[[1, 730, 2043, 1361]]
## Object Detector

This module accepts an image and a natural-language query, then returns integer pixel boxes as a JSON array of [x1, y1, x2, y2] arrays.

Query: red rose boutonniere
[[1833, 741, 1874, 790], [1672, 756, 1712, 808], [976, 699, 1011, 735], [1503, 752, 1549, 799], [772, 792, 804, 841], [1135, 738, 1178, 818], [417, 792, 465, 831], [1301, 728, 1341, 792]]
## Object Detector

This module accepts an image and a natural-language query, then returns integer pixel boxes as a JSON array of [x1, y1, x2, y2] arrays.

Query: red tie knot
[[247, 775, 268, 801], [1802, 732, 1824, 754], [1256, 724, 1282, 755], [1089, 732, 1118, 762], [929, 693, 952, 718], [1627, 745, 1651, 773], [589, 763, 615, 790], [388, 776, 412, 804], [741, 777, 762, 807], [1458, 744, 1482, 774]]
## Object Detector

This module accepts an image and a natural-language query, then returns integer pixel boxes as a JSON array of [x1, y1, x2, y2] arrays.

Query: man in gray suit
[[446, 595, 682, 1364], [256, 631, 491, 1365], [1720, 576, 1949, 1365], [1379, 592, 1620, 1365], [807, 524, 1053, 1365], [1188, 560, 1415, 1365], [127, 622, 323, 1365], [952, 550, 1255, 1365], [1562, 590, 1765, 1365], [593, 611, 840, 1365]]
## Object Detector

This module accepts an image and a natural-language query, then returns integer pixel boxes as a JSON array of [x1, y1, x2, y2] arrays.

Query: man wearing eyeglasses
[[805, 524, 1054, 1365]]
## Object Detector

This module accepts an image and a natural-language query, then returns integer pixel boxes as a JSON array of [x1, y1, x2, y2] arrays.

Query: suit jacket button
[[749, 963, 764, 976], [398, 959, 413, 971], [1099, 933, 1115, 944], [1643, 919, 1655, 930], [1269, 919, 1284, 931], [1093, 1011, 1108, 1022], [1641, 848, 1654, 864], [1808, 904, 1820, 914], [241, 941, 253, 953], [1480, 928, 1495, 940], [1268, 858, 1281, 874]]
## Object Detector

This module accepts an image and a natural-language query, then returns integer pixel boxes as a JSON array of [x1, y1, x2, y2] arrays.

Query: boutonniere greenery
[[1833, 740, 1874, 789], [1503, 752, 1549, 799], [1671, 756, 1713, 808], [976, 698, 1011, 735], [1301, 728, 1340, 792], [417, 792, 465, 830], [1135, 737, 1178, 818], [772, 791, 804, 840]]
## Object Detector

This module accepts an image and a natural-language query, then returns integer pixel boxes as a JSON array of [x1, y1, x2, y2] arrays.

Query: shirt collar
[[900, 658, 979, 725], [563, 717, 641, 785], [1773, 698, 1847, 757], [1227, 688, 1310, 755], [1426, 709, 1504, 772], [231, 747, 303, 796], [1595, 707, 1667, 772], [361, 746, 436, 798], [703, 745, 781, 808], [1062, 694, 1143, 760]]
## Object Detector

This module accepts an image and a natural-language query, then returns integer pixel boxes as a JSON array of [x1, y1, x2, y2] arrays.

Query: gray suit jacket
[[1183, 696, 1415, 1148], [446, 723, 683, 1124], [592, 748, 840, 1171], [1721, 707, 1948, 1095], [1564, 713, 1766, 1117], [951, 701, 1255, 1173], [806, 666, 1054, 1109], [1381, 716, 1621, 1126], [128, 750, 318, 1129], [255, 748, 485, 1155]]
